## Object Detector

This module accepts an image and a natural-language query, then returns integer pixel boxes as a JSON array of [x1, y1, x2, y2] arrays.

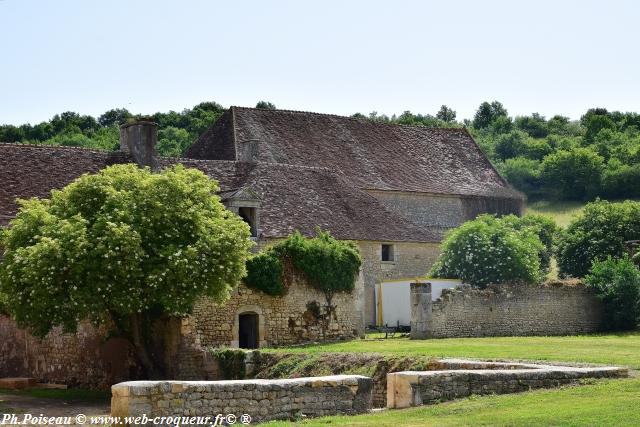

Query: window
[[381, 244, 394, 262], [238, 207, 257, 237]]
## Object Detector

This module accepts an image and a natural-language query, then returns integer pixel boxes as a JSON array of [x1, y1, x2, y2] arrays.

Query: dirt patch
[[250, 352, 444, 407], [0, 392, 109, 425]]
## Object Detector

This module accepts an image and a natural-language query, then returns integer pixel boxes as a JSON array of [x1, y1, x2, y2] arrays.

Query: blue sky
[[1, 0, 639, 124]]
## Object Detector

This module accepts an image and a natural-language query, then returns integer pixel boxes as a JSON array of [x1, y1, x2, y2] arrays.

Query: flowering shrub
[[557, 200, 640, 278], [0, 164, 253, 377], [429, 215, 545, 288], [585, 256, 640, 331]]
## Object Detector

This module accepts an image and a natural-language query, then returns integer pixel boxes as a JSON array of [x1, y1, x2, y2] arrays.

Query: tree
[[540, 148, 604, 200], [497, 157, 542, 198], [429, 215, 544, 288], [98, 108, 132, 127], [255, 101, 276, 110], [514, 113, 548, 138], [436, 105, 456, 123], [472, 101, 508, 129], [556, 200, 640, 278], [156, 126, 193, 157], [585, 256, 640, 331], [0, 164, 253, 378]]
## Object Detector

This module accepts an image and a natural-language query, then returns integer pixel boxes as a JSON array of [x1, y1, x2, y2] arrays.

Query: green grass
[[267, 378, 640, 426], [263, 333, 640, 426], [526, 200, 586, 228], [267, 333, 640, 369]]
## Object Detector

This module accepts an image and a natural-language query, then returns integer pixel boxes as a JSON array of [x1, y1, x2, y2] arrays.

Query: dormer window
[[239, 206, 258, 237], [219, 186, 261, 240]]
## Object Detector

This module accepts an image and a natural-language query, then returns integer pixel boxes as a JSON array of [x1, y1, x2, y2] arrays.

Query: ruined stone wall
[[429, 282, 603, 338], [191, 272, 365, 348], [111, 376, 373, 422], [357, 241, 441, 326], [387, 361, 627, 409], [0, 316, 134, 389]]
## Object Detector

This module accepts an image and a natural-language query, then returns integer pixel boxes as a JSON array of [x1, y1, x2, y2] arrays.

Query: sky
[[1, 0, 639, 125]]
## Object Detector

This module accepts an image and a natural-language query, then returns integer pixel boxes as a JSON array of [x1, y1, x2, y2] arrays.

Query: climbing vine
[[244, 230, 362, 304]]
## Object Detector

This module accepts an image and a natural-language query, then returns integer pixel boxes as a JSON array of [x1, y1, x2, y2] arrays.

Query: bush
[[501, 214, 559, 274], [556, 200, 640, 278], [585, 257, 640, 331], [429, 215, 544, 288], [497, 157, 542, 198], [601, 162, 640, 199], [540, 147, 604, 200], [245, 230, 361, 304], [244, 251, 284, 296]]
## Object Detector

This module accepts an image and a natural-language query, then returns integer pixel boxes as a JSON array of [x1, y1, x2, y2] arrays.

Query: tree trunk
[[126, 313, 182, 380]]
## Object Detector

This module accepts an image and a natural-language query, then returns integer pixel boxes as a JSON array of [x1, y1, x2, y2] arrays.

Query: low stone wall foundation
[[111, 375, 373, 422], [387, 359, 627, 409]]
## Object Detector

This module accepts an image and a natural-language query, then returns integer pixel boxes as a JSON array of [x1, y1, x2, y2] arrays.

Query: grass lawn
[[525, 200, 586, 228], [264, 333, 640, 426], [266, 378, 640, 426], [267, 333, 640, 369]]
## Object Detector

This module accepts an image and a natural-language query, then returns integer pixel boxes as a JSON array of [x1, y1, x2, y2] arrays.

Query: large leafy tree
[[0, 164, 253, 378], [472, 101, 508, 129], [540, 147, 604, 200], [556, 200, 640, 278]]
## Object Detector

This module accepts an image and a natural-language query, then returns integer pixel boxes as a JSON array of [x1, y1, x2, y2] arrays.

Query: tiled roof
[[188, 107, 524, 200], [0, 143, 438, 242], [0, 143, 132, 225], [159, 158, 440, 242]]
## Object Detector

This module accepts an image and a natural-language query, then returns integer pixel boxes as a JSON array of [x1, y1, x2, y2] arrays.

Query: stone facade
[[0, 273, 364, 388], [415, 281, 603, 338], [0, 316, 134, 389], [191, 272, 365, 348], [387, 359, 627, 409], [111, 375, 373, 422], [357, 241, 441, 326]]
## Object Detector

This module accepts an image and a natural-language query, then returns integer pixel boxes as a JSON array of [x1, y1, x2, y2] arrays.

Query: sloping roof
[[158, 158, 440, 242], [188, 107, 524, 200], [0, 143, 438, 242], [0, 143, 131, 226]]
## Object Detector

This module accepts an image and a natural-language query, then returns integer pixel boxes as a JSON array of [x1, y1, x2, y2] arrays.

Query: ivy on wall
[[244, 230, 362, 304]]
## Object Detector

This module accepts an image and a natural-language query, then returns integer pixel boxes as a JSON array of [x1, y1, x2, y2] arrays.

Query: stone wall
[[357, 241, 441, 326], [0, 272, 363, 388], [366, 190, 523, 236], [111, 376, 373, 422], [0, 316, 135, 389], [387, 360, 627, 409], [426, 281, 603, 338], [191, 271, 365, 348]]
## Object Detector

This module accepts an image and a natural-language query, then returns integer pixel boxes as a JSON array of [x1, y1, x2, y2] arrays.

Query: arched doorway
[[238, 312, 259, 349]]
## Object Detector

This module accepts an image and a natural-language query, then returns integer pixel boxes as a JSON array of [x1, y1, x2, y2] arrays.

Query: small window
[[238, 207, 257, 237], [381, 244, 394, 262]]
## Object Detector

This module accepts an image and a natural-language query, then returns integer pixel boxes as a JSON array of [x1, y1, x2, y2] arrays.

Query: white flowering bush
[[429, 215, 544, 288], [0, 164, 253, 378]]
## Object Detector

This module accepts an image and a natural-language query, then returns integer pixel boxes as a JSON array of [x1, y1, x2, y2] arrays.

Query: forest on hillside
[[2, 100, 639, 202]]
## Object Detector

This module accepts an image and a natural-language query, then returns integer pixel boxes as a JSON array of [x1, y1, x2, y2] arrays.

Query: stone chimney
[[237, 139, 260, 163], [119, 121, 158, 168]]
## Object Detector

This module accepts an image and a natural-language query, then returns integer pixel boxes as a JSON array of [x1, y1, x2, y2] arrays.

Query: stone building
[[0, 107, 524, 339]]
